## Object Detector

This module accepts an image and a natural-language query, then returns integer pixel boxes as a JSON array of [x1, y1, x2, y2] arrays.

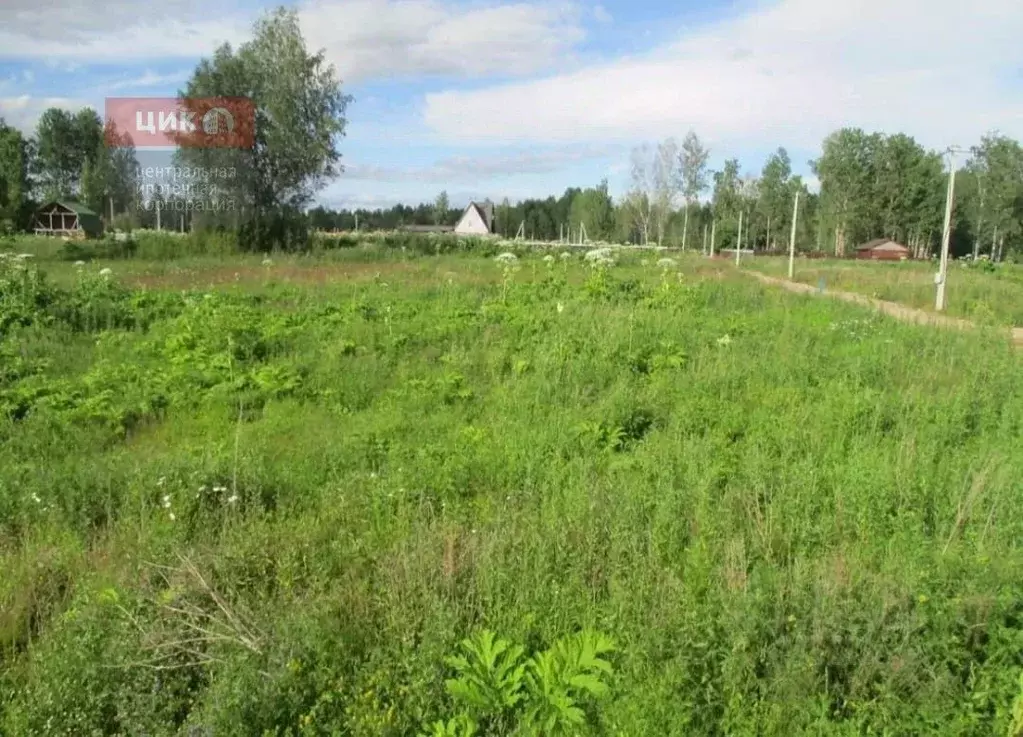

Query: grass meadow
[[2, 240, 1023, 736], [747, 256, 1023, 328]]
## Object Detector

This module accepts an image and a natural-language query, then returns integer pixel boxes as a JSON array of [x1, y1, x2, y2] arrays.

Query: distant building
[[855, 238, 910, 260], [33, 201, 103, 239], [454, 201, 495, 235]]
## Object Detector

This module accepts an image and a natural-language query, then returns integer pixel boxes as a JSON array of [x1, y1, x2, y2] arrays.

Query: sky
[[1, 0, 1022, 211]]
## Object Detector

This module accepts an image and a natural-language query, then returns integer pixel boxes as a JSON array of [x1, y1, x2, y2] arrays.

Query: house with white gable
[[454, 201, 495, 236]]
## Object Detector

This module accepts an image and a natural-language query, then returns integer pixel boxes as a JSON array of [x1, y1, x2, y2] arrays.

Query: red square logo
[[105, 97, 255, 148]]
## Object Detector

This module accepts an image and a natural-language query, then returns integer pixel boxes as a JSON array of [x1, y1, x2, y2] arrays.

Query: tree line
[[302, 130, 1023, 260], [1, 5, 1020, 257]]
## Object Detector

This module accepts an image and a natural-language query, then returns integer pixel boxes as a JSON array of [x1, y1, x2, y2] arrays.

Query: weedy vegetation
[[748, 256, 1023, 327], [1, 241, 1023, 736]]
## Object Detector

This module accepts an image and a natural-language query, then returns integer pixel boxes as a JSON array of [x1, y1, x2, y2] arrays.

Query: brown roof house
[[454, 201, 495, 236], [855, 238, 911, 260]]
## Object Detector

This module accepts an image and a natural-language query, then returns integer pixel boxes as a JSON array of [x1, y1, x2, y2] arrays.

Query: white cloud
[[593, 5, 612, 23], [0, 0, 250, 61], [300, 0, 586, 83], [344, 144, 621, 182], [423, 0, 1023, 151], [0, 0, 586, 84], [102, 70, 191, 92], [0, 96, 92, 132]]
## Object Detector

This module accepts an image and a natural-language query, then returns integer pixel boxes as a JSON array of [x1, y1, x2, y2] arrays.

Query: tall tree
[[968, 133, 1023, 261], [626, 140, 679, 245], [0, 119, 32, 231], [712, 158, 742, 248], [569, 179, 615, 241], [677, 131, 710, 251], [757, 148, 792, 250], [174, 7, 352, 247], [626, 144, 655, 245], [652, 138, 680, 245], [433, 190, 449, 225], [495, 197, 513, 237], [34, 107, 103, 200]]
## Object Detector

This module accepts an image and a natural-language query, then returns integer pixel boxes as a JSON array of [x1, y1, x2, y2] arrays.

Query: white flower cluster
[[657, 258, 678, 270], [829, 318, 878, 341], [1, 253, 33, 269], [160, 491, 176, 521], [584, 248, 615, 268], [494, 252, 518, 264]]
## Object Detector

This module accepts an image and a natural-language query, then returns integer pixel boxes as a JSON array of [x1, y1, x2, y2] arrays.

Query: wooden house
[[33, 201, 103, 239]]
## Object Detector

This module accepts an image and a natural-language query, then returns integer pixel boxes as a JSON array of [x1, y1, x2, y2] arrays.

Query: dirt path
[[745, 270, 1023, 347]]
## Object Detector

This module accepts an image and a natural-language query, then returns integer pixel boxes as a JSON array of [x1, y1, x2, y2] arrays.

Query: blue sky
[[1, 0, 1022, 210]]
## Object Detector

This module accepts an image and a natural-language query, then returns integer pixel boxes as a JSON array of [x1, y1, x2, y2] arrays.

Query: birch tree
[[653, 138, 680, 245], [678, 131, 710, 250]]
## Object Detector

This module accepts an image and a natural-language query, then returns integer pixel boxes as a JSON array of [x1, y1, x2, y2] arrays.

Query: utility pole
[[735, 210, 743, 267], [702, 224, 708, 256], [788, 191, 800, 280], [710, 218, 716, 258], [935, 147, 962, 311]]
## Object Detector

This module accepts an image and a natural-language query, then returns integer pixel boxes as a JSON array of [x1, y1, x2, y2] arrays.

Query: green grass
[[747, 256, 1023, 327], [2, 247, 1023, 736]]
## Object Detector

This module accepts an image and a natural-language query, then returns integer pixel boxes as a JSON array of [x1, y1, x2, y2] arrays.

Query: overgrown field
[[747, 256, 1023, 327], [2, 246, 1023, 736]]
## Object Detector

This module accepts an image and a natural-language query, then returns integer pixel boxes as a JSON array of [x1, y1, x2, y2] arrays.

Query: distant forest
[[3, 100, 1021, 258]]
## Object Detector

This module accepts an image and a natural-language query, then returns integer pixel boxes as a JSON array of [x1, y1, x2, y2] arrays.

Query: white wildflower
[[495, 252, 518, 264], [584, 247, 613, 262], [717, 334, 733, 347], [99, 267, 112, 277], [559, 252, 572, 261], [161, 494, 171, 508], [74, 260, 86, 268], [657, 257, 678, 269], [198, 485, 207, 493], [556, 302, 565, 314], [227, 494, 239, 505], [157, 476, 166, 486], [16, 253, 33, 260], [640, 259, 649, 267], [262, 257, 273, 266], [31, 493, 42, 504], [168, 512, 176, 521], [213, 485, 227, 493], [542, 254, 555, 264]]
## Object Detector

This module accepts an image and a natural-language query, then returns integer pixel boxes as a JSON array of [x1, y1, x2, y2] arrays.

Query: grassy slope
[[2, 249, 1023, 736], [747, 257, 1023, 327]]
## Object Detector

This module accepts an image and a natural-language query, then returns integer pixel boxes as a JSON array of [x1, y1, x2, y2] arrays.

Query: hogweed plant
[[422, 629, 616, 737]]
